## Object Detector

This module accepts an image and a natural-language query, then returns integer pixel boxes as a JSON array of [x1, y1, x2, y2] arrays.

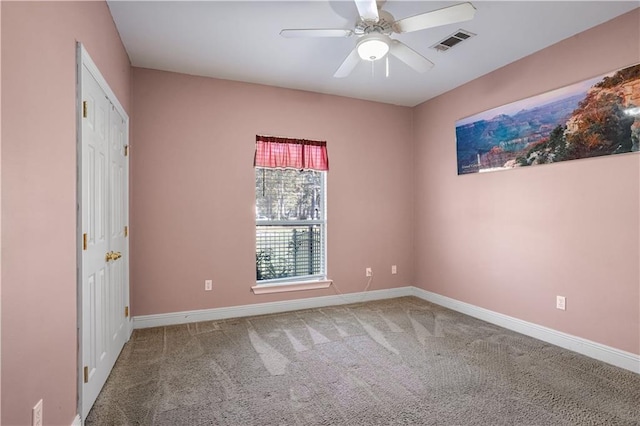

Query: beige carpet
[[86, 297, 640, 425]]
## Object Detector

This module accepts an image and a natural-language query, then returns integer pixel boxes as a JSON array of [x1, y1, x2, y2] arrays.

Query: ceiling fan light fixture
[[357, 34, 389, 61]]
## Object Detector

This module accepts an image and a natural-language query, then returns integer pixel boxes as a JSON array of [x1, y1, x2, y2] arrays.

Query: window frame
[[254, 168, 328, 285]]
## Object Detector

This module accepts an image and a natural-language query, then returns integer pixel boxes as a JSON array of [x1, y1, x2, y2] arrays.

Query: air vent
[[431, 29, 475, 52]]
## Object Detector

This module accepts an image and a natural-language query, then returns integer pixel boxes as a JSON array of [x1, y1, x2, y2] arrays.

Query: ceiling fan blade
[[280, 29, 353, 38], [354, 0, 379, 21], [389, 40, 434, 73], [334, 48, 361, 78], [394, 2, 476, 33]]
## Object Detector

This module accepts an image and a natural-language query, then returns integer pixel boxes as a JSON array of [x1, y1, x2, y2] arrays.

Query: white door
[[108, 101, 128, 356], [79, 48, 130, 420]]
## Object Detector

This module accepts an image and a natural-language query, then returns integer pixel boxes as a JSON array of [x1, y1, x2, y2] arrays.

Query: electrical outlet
[[365, 268, 372, 277], [391, 265, 397, 274], [205, 280, 213, 291], [32, 399, 43, 426], [556, 295, 566, 311]]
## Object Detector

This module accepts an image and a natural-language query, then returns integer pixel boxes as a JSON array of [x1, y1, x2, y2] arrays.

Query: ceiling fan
[[280, 0, 476, 78]]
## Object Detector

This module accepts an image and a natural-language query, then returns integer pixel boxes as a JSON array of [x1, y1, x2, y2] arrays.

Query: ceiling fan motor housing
[[354, 10, 394, 35]]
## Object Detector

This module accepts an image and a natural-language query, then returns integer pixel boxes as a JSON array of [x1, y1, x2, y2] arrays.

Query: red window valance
[[254, 135, 329, 171]]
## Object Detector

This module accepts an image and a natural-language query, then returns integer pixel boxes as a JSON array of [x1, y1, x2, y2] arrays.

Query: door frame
[[75, 42, 132, 421]]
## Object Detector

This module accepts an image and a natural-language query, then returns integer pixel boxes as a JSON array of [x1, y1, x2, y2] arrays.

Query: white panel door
[[80, 62, 129, 420], [108, 105, 128, 349]]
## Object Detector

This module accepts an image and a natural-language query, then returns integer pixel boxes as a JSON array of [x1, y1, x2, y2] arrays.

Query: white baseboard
[[71, 414, 81, 426], [133, 286, 414, 329], [410, 287, 640, 374], [132, 285, 638, 374]]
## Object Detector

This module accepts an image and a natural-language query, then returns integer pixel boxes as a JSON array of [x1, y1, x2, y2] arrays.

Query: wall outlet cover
[[556, 295, 566, 310]]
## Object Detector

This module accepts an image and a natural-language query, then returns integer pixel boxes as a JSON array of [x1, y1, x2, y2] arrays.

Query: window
[[255, 168, 326, 282], [254, 135, 329, 284]]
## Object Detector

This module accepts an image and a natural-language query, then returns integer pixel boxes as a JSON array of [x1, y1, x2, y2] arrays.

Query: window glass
[[255, 168, 326, 282]]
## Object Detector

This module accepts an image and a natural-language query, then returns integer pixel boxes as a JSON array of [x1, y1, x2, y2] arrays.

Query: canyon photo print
[[456, 64, 640, 175]]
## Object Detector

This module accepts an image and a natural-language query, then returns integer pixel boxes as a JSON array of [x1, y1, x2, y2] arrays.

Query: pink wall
[[413, 9, 640, 355], [1, 2, 131, 425], [131, 68, 414, 316]]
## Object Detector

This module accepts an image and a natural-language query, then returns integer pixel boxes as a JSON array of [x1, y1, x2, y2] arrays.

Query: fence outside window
[[256, 224, 323, 281]]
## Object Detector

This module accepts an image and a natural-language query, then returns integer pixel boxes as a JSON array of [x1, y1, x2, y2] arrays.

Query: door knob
[[105, 251, 122, 262]]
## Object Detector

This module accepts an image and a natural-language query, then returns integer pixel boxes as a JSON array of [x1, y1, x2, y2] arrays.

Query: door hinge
[[125, 306, 129, 318], [124, 226, 128, 237], [83, 233, 88, 250], [82, 101, 88, 118], [83, 366, 89, 383], [124, 145, 129, 157]]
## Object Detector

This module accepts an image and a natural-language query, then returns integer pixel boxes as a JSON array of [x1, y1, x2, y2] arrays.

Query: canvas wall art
[[456, 63, 640, 175]]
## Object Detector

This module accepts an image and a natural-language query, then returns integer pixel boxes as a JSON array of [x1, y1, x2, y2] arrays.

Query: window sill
[[251, 279, 333, 295]]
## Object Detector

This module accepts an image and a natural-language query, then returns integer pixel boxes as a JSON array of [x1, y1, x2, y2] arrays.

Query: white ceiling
[[107, 1, 639, 107]]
